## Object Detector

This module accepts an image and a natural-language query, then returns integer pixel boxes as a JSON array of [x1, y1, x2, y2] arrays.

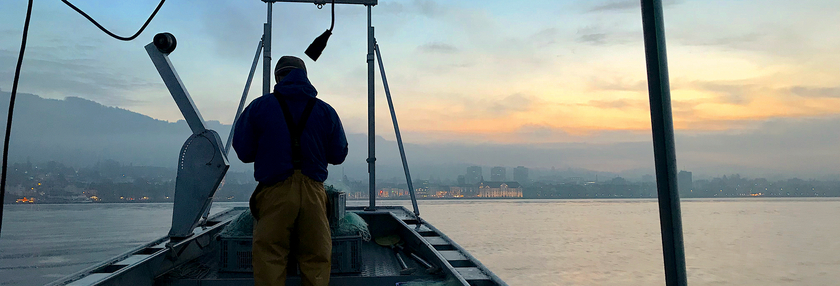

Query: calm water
[[2, 199, 840, 285]]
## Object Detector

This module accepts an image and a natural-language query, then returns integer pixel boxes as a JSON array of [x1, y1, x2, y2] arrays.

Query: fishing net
[[219, 186, 370, 241], [219, 208, 255, 237], [333, 212, 371, 241], [326, 185, 371, 241]]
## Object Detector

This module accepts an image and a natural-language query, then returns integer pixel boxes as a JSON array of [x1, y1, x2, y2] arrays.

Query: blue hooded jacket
[[233, 69, 348, 184]]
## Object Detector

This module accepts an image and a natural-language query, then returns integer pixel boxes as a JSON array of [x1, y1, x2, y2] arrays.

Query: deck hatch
[[439, 250, 468, 261], [455, 267, 491, 281], [423, 236, 449, 245], [417, 231, 438, 237]]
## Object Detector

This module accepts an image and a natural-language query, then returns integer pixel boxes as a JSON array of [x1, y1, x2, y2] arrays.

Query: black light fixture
[[305, 0, 335, 61]]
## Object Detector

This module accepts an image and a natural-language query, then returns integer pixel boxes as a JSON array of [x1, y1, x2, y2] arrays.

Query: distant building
[[477, 181, 523, 198], [513, 166, 528, 184], [678, 170, 693, 192], [490, 167, 506, 181], [457, 175, 466, 186], [466, 166, 483, 184]]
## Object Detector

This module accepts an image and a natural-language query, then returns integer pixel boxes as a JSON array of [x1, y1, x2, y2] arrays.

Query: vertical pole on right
[[366, 5, 376, 210], [640, 0, 688, 285], [263, 3, 273, 95]]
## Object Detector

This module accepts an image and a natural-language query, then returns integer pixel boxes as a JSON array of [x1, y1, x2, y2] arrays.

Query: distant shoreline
[[7, 195, 840, 205]]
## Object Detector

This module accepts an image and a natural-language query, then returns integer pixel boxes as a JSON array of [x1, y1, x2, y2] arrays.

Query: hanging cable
[[61, 0, 166, 41], [330, 0, 335, 31], [1, 0, 34, 239]]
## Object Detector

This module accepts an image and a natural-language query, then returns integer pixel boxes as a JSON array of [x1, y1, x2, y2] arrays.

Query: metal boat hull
[[49, 206, 506, 286]]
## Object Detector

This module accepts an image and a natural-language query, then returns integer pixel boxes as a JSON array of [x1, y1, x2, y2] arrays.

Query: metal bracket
[[146, 36, 230, 239]]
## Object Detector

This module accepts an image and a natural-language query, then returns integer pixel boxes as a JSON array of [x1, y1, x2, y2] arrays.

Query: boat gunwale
[[46, 208, 243, 286], [418, 216, 508, 286]]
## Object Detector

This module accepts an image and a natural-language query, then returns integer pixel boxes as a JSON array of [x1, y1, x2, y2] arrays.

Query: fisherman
[[233, 55, 348, 286]]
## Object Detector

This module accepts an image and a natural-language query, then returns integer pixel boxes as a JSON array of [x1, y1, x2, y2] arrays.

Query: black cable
[[62, 0, 166, 41], [330, 0, 335, 31], [1, 0, 34, 239]]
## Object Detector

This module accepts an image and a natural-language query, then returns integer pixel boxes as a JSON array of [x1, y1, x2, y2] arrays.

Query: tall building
[[466, 166, 483, 184], [678, 170, 693, 192], [490, 166, 506, 181], [457, 175, 466, 186], [513, 166, 529, 184]]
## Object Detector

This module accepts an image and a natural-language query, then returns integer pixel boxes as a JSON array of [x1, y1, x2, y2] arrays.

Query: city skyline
[[6, 159, 838, 204]]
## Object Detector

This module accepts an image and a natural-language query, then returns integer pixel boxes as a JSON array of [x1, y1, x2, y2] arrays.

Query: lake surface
[[2, 198, 840, 285]]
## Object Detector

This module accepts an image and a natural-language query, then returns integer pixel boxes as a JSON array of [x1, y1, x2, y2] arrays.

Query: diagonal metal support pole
[[225, 38, 264, 155], [640, 0, 688, 285], [198, 37, 263, 227], [374, 40, 420, 218]]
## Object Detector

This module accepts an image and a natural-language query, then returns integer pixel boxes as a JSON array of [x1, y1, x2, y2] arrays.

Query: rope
[[61, 0, 166, 41]]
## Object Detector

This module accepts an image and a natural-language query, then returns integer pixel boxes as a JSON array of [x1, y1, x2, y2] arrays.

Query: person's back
[[233, 56, 348, 286]]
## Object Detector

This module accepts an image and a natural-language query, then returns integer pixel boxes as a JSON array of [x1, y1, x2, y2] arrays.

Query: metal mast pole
[[374, 40, 419, 217], [640, 0, 688, 285], [366, 5, 376, 209], [263, 3, 273, 95]]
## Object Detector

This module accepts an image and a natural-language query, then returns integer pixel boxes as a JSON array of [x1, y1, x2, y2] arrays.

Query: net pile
[[332, 212, 371, 241], [219, 186, 369, 241], [219, 208, 255, 237]]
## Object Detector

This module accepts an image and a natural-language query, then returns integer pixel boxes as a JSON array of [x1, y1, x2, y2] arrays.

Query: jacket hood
[[273, 69, 318, 98]]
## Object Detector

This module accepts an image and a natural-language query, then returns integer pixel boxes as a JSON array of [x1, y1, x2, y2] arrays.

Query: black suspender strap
[[274, 93, 317, 169]]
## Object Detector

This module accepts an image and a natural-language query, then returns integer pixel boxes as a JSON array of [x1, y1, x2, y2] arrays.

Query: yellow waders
[[252, 170, 331, 286]]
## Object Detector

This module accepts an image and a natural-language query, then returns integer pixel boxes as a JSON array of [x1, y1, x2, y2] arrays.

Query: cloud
[[578, 32, 608, 45], [511, 124, 575, 143], [689, 81, 756, 105], [379, 0, 445, 18], [379, 2, 406, 14], [528, 28, 561, 48], [588, 1, 638, 12], [588, 78, 647, 92], [490, 93, 533, 114], [575, 26, 639, 46], [414, 0, 445, 18], [0, 49, 158, 106], [196, 2, 263, 59], [789, 86, 840, 98], [585, 99, 642, 110], [417, 42, 458, 54], [0, 29, 16, 37], [679, 32, 764, 49]]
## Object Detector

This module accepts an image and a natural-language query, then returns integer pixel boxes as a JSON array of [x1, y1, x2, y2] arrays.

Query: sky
[[0, 0, 839, 177]]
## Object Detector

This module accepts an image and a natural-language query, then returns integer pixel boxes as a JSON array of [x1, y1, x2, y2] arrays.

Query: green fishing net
[[220, 185, 370, 241], [219, 208, 255, 237], [333, 212, 371, 241]]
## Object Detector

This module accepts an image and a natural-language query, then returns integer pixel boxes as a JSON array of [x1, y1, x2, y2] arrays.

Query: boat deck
[[49, 206, 506, 286]]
